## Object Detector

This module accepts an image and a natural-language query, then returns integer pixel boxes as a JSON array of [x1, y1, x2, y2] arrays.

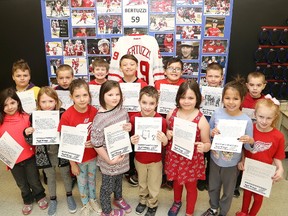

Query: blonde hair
[[255, 98, 280, 128], [37, 86, 62, 110]]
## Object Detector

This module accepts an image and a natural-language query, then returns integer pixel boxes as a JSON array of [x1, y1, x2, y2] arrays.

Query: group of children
[[0, 56, 285, 216]]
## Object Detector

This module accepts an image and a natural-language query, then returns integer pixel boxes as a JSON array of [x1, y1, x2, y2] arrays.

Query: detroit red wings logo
[[251, 141, 272, 154]]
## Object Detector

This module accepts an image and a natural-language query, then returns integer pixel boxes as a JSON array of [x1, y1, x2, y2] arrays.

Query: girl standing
[[236, 96, 285, 216], [24, 87, 77, 216], [165, 80, 211, 216], [0, 88, 47, 215], [58, 79, 101, 216], [91, 80, 132, 216], [201, 79, 254, 216]]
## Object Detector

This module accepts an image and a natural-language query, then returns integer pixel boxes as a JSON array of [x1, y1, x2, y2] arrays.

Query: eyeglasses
[[166, 67, 182, 72]]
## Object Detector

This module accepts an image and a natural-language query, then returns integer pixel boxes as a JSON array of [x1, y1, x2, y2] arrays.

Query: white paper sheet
[[17, 90, 36, 114], [211, 119, 247, 153], [56, 90, 73, 110], [104, 120, 132, 160], [120, 83, 141, 112], [172, 117, 197, 160], [240, 158, 276, 198], [200, 86, 223, 116], [89, 85, 101, 109], [157, 84, 179, 114], [32, 110, 60, 145], [134, 117, 162, 153], [0, 132, 24, 169]]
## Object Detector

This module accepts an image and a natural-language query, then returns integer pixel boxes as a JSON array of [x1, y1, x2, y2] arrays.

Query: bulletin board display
[[40, 0, 234, 86]]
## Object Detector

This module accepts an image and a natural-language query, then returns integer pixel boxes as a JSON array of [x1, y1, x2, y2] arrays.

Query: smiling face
[[4, 97, 18, 116], [104, 87, 121, 110], [139, 94, 157, 117], [12, 69, 31, 91], [92, 66, 108, 83], [181, 46, 193, 59], [255, 104, 276, 132], [222, 87, 242, 116], [179, 88, 197, 112], [165, 62, 183, 83], [120, 58, 138, 79]]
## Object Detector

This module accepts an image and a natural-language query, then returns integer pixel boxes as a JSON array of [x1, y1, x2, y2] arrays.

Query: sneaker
[[234, 189, 240, 198], [80, 204, 90, 216], [128, 174, 138, 187], [22, 204, 33, 215], [135, 203, 146, 215], [101, 209, 125, 216], [201, 208, 218, 216], [235, 211, 248, 216], [48, 200, 57, 216], [67, 196, 77, 213], [113, 198, 132, 213], [145, 207, 157, 216], [38, 197, 48, 210], [168, 201, 182, 216], [89, 199, 102, 214]]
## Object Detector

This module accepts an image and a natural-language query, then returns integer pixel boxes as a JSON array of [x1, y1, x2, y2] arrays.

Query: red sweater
[[154, 78, 185, 91], [241, 93, 265, 109], [0, 112, 34, 164]]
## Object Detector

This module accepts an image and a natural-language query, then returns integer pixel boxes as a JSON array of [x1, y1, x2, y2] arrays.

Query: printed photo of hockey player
[[205, 16, 225, 37], [49, 58, 62, 75], [202, 39, 228, 54], [176, 0, 203, 5], [71, 0, 95, 7], [201, 55, 226, 73], [155, 33, 174, 53], [63, 39, 86, 56], [176, 41, 200, 60], [73, 27, 96, 37], [50, 19, 69, 38], [46, 0, 70, 18], [46, 42, 63, 56], [149, 14, 175, 31], [182, 62, 199, 79], [97, 15, 122, 34], [204, 0, 231, 15], [176, 25, 201, 40], [96, 0, 121, 13], [71, 9, 96, 26], [87, 38, 111, 55], [123, 27, 148, 35], [64, 57, 87, 75], [150, 0, 175, 12], [176, 7, 202, 24]]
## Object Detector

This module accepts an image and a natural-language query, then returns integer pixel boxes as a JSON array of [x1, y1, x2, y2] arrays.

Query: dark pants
[[11, 156, 46, 204]]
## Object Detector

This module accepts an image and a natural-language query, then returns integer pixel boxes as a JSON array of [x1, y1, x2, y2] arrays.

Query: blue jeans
[[11, 156, 46, 204], [77, 158, 97, 205]]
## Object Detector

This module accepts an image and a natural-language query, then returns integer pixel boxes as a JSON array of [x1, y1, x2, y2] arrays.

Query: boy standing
[[88, 58, 109, 85], [54, 64, 74, 90], [198, 62, 223, 191], [130, 86, 168, 216]]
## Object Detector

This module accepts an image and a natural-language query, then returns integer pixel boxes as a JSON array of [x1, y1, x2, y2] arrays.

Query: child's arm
[[272, 158, 284, 182], [237, 152, 245, 171], [196, 115, 211, 153], [95, 146, 125, 165], [70, 161, 80, 176], [166, 110, 173, 140]]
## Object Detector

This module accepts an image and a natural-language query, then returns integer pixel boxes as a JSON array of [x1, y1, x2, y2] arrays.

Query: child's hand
[[195, 142, 206, 153], [166, 129, 173, 140], [131, 135, 140, 145], [123, 123, 132, 132], [109, 155, 125, 165], [237, 160, 245, 171], [238, 135, 254, 145], [25, 127, 35, 136], [71, 163, 80, 176], [211, 127, 220, 137], [84, 140, 94, 148], [272, 167, 284, 182], [157, 131, 168, 146]]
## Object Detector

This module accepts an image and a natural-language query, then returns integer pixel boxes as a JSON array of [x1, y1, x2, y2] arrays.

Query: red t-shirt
[[58, 105, 97, 163], [154, 78, 186, 91], [130, 112, 167, 164], [245, 124, 285, 164], [242, 93, 265, 109], [88, 80, 103, 85]]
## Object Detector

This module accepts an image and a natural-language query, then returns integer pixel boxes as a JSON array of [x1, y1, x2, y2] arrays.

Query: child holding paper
[[24, 87, 77, 216], [118, 54, 147, 187], [236, 96, 285, 216], [198, 62, 224, 191], [91, 80, 132, 216], [0, 88, 47, 215], [130, 86, 168, 216], [165, 80, 211, 216], [58, 79, 101, 216], [201, 78, 254, 216]]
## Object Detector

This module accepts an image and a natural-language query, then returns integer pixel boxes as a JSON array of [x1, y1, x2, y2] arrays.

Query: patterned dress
[[165, 108, 205, 184]]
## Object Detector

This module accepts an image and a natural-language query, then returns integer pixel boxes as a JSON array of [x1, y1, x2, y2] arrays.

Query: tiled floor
[[0, 159, 287, 216]]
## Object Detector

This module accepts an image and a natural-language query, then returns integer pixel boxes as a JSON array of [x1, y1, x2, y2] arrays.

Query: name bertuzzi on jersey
[[125, 8, 147, 13], [109, 35, 165, 86]]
